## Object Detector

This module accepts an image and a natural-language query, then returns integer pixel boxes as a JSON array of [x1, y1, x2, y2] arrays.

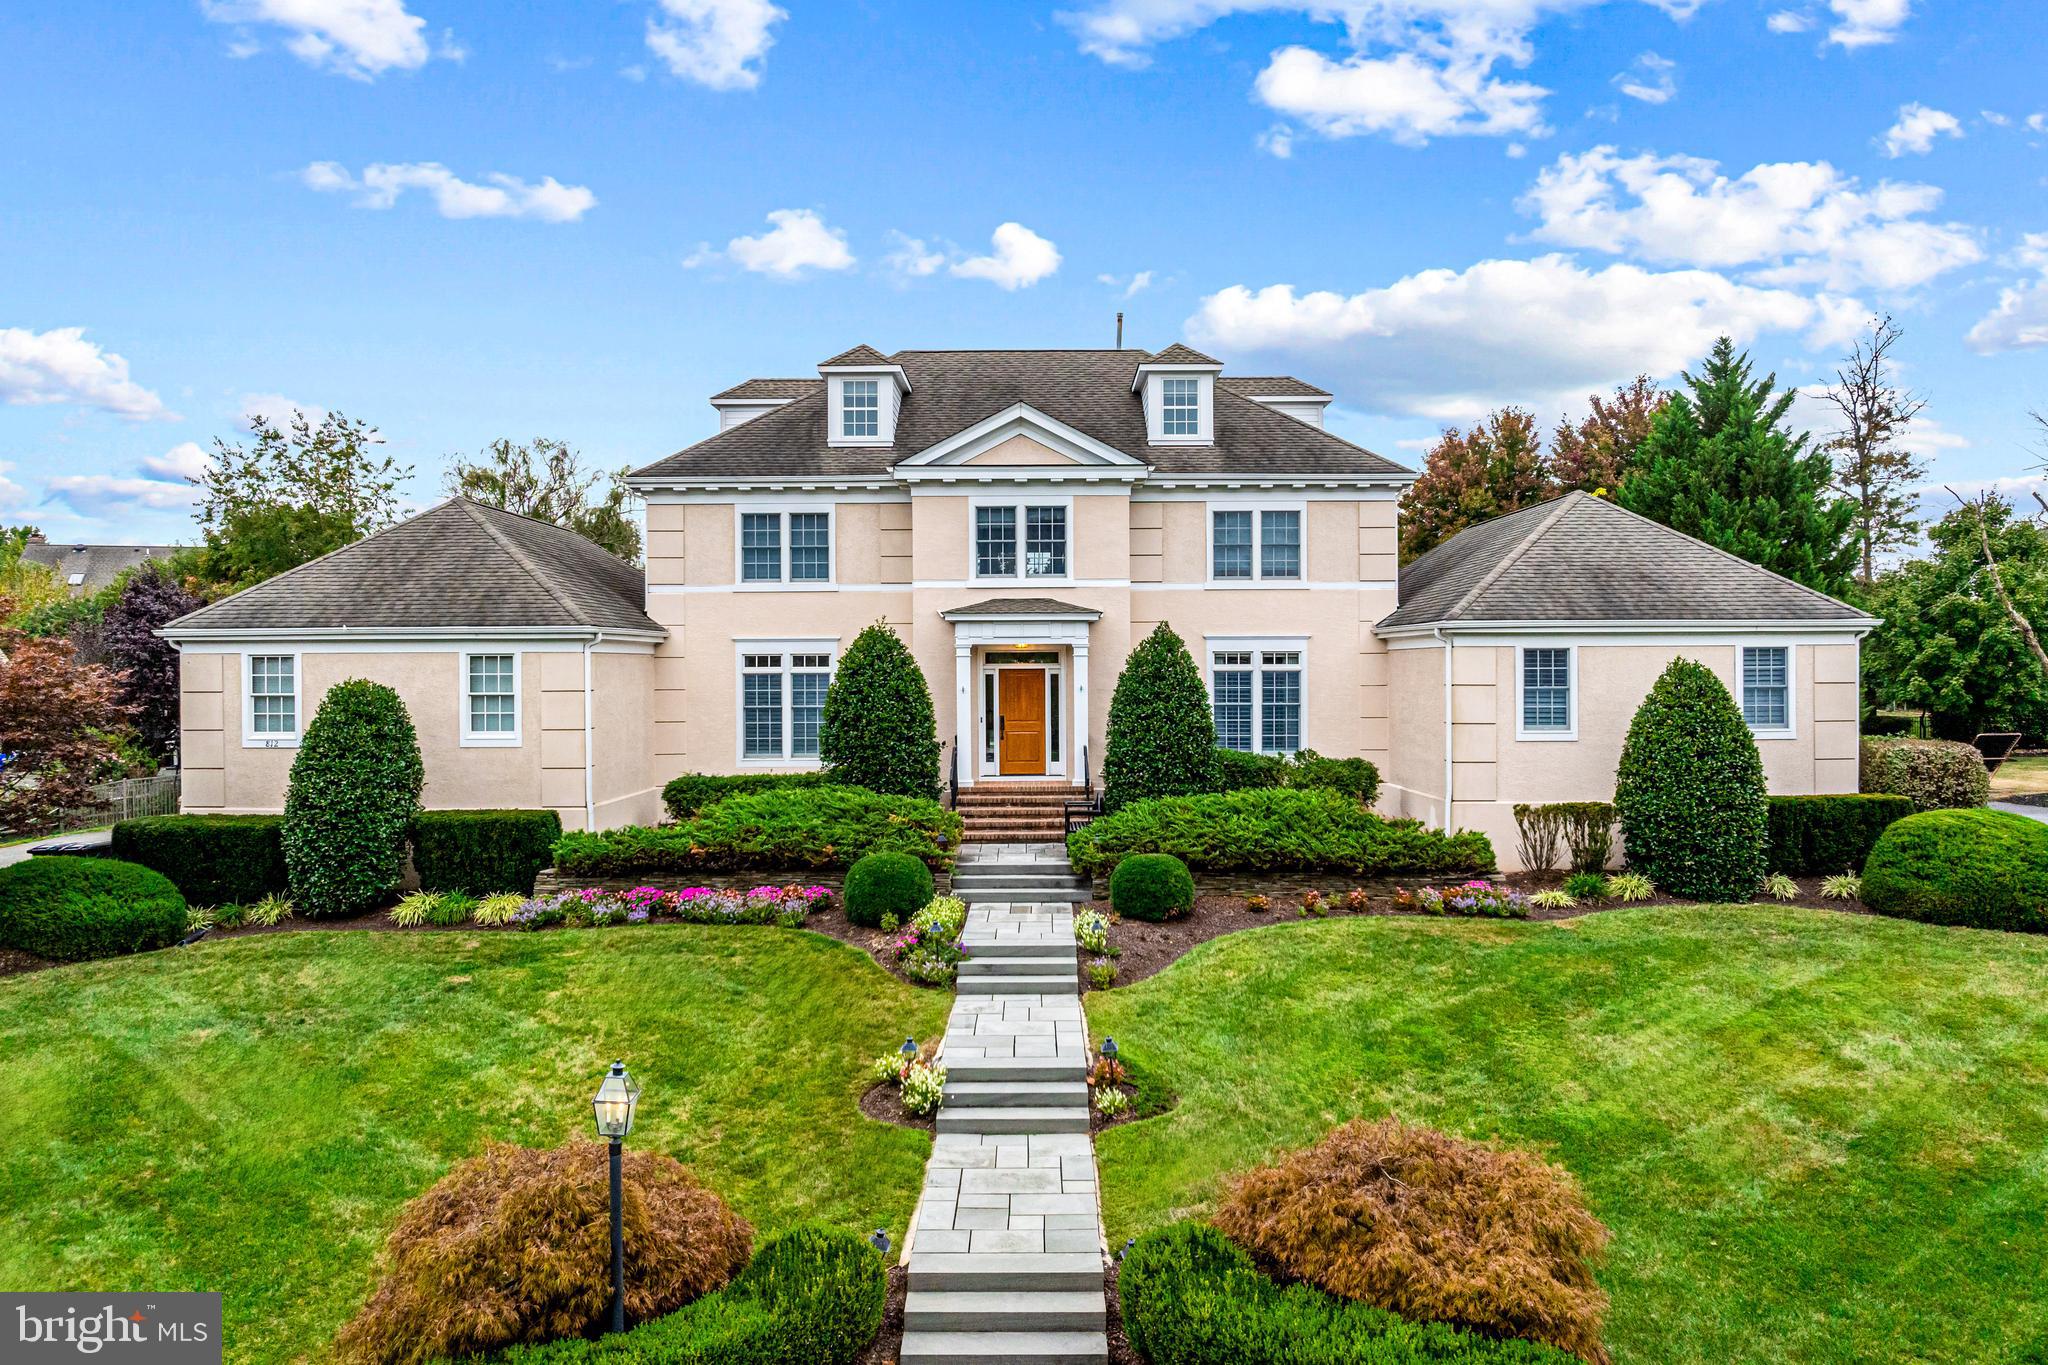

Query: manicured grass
[[1088, 908, 2048, 1365], [0, 926, 948, 1364]]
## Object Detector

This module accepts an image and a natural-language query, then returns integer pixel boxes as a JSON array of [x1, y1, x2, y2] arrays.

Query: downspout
[[1434, 627, 1453, 831], [583, 632, 605, 831]]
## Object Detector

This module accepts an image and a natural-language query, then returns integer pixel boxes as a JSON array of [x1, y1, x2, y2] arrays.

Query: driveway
[[0, 828, 112, 868]]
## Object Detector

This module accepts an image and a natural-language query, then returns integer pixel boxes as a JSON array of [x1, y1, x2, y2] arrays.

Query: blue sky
[[4, 0, 2045, 545]]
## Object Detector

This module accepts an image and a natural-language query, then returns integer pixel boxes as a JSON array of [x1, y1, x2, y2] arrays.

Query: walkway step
[[956, 974, 1076, 995], [899, 1330, 1107, 1364], [938, 1106, 1090, 1134], [942, 1080, 1088, 1107], [952, 861, 1079, 877], [903, 1291, 1106, 1333], [959, 887, 1093, 904], [953, 878, 1091, 893], [944, 1056, 1089, 1082], [959, 938, 1075, 959], [908, 1253, 1104, 1293], [959, 956, 1076, 977]]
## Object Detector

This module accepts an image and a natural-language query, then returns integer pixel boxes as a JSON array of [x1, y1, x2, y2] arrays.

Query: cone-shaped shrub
[[819, 622, 941, 800], [1103, 622, 1217, 811], [283, 679, 424, 916], [1613, 659, 1767, 902]]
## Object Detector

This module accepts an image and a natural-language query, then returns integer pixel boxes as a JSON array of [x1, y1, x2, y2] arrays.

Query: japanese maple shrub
[[818, 622, 942, 800], [1613, 659, 1767, 902], [282, 680, 424, 916], [1103, 622, 1219, 811]]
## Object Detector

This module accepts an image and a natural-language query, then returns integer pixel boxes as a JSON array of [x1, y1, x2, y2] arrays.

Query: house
[[159, 345, 1874, 865], [20, 536, 182, 595]]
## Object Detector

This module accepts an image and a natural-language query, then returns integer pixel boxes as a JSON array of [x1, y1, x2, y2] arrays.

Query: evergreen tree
[[1614, 659, 1768, 902], [283, 680, 424, 916], [1617, 338, 1857, 595], [1550, 375, 1664, 494], [1102, 622, 1217, 811], [1398, 408, 1553, 563], [818, 622, 942, 800]]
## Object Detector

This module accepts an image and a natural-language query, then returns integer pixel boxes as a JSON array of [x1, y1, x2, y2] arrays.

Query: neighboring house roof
[[1145, 343, 1221, 365], [710, 378, 820, 401], [819, 344, 892, 367], [1219, 376, 1331, 399], [160, 498, 661, 637], [634, 349, 1409, 482], [940, 597, 1104, 619], [19, 541, 181, 595], [1379, 491, 1874, 631]]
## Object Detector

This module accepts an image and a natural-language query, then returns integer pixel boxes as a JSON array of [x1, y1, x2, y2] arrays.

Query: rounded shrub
[[283, 680, 424, 917], [818, 622, 942, 800], [1861, 807, 2048, 932], [1103, 622, 1218, 811], [843, 851, 934, 928], [336, 1140, 753, 1365], [1214, 1116, 1611, 1364], [1613, 659, 1767, 903], [1859, 737, 1990, 812], [1109, 853, 1195, 922], [0, 857, 188, 962]]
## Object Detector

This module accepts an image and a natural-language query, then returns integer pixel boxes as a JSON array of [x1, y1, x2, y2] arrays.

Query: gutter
[[1434, 626, 1453, 832], [583, 632, 605, 831]]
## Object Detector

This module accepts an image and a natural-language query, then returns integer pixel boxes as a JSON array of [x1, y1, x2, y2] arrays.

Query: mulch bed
[[851, 1263, 908, 1365], [1104, 1260, 1139, 1365], [860, 1079, 935, 1132]]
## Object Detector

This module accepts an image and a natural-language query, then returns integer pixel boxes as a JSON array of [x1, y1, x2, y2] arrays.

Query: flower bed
[[502, 884, 834, 931], [1393, 880, 1530, 920]]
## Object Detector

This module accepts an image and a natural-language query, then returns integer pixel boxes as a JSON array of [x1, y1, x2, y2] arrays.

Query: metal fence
[[87, 771, 181, 822]]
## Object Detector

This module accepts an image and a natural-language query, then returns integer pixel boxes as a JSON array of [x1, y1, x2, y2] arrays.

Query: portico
[[941, 599, 1101, 787]]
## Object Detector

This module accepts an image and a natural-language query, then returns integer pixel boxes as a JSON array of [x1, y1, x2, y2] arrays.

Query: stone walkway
[[901, 883, 1109, 1364]]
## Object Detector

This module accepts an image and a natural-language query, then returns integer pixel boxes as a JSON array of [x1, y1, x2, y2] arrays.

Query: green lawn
[[0, 926, 948, 1364], [1087, 907, 2048, 1365]]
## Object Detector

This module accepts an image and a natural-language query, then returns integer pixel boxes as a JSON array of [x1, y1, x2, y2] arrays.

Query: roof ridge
[[458, 495, 638, 572], [1440, 493, 1584, 622], [1586, 492, 1870, 615], [456, 499, 589, 624]]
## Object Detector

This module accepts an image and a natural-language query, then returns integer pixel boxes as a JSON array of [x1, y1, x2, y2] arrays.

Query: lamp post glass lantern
[[591, 1061, 640, 1335], [593, 1060, 640, 1138]]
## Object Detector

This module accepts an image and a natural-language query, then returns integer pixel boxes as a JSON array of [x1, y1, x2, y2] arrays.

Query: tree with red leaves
[[0, 601, 131, 836], [1398, 407, 1552, 563], [1551, 375, 1665, 495], [101, 564, 203, 765]]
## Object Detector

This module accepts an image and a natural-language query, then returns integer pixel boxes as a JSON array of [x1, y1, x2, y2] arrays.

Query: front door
[[998, 668, 1047, 775]]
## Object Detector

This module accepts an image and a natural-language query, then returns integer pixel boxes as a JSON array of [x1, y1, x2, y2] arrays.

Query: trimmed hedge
[[410, 810, 563, 896], [1861, 808, 2048, 933], [284, 680, 425, 917], [1068, 788, 1493, 880], [1614, 660, 1768, 903], [1110, 853, 1195, 921], [844, 851, 934, 929], [1859, 737, 1990, 812], [662, 772, 828, 820], [552, 787, 960, 878], [1765, 795, 1913, 876], [0, 857, 188, 962], [492, 1225, 884, 1365], [1211, 749, 1381, 806], [1212, 749, 1287, 792], [110, 814, 286, 907], [1119, 1222, 1575, 1365]]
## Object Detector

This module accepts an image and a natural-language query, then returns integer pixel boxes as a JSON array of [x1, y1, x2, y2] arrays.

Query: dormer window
[[842, 380, 879, 439], [1162, 378, 1201, 436], [1133, 345, 1221, 446], [819, 348, 910, 447]]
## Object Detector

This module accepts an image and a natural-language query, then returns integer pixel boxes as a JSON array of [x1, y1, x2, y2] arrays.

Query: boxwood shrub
[[1119, 1222, 1574, 1365], [1067, 788, 1493, 880], [1765, 794, 1913, 876], [110, 814, 285, 907], [552, 787, 960, 878], [1859, 737, 1990, 812], [1212, 749, 1287, 792], [410, 810, 563, 896], [493, 1224, 884, 1365], [1861, 808, 2048, 933], [662, 772, 829, 820], [0, 857, 188, 962], [1614, 659, 1767, 903], [283, 680, 424, 917], [1110, 853, 1194, 921], [844, 851, 934, 929], [1103, 623, 1219, 811]]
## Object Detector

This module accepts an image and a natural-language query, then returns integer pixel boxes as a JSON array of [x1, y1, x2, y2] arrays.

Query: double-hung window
[[1162, 377, 1201, 436], [841, 379, 879, 438], [247, 654, 298, 744], [1519, 646, 1573, 737], [740, 649, 835, 762], [1210, 647, 1304, 755], [1210, 507, 1302, 581], [739, 510, 831, 583], [975, 503, 1067, 579], [1742, 645, 1791, 733], [462, 652, 520, 745]]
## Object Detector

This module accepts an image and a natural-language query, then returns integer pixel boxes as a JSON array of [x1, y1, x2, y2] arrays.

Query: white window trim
[[732, 506, 837, 588], [1741, 641, 1798, 740], [969, 494, 1075, 584], [1514, 644, 1578, 742], [1141, 370, 1215, 446], [734, 639, 839, 768], [1204, 636, 1309, 757], [241, 650, 303, 749], [1206, 501, 1308, 586], [826, 375, 896, 447], [839, 377, 882, 441], [459, 649, 523, 748]]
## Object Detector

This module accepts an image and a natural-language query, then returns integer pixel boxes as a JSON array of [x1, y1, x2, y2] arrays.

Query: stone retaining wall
[[1085, 870, 1493, 901], [533, 867, 952, 898]]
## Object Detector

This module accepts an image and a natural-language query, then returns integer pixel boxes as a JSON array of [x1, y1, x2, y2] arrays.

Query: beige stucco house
[[160, 344, 1874, 866]]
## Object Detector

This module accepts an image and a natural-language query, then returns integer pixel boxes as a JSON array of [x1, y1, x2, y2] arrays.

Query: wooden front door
[[998, 668, 1047, 775]]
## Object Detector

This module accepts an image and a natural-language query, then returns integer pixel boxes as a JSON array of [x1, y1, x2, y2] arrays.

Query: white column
[[954, 639, 974, 789], [1072, 641, 1090, 791]]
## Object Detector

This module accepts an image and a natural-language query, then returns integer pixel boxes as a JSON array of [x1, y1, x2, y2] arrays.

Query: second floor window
[[1162, 377, 1200, 436], [842, 379, 879, 438], [1212, 508, 1301, 580], [740, 511, 831, 583], [976, 504, 1067, 578]]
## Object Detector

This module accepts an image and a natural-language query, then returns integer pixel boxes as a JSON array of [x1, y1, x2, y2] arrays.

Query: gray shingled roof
[[1219, 376, 1331, 399], [1147, 343, 1220, 365], [1379, 491, 1872, 630], [711, 378, 819, 401], [20, 541, 182, 595], [819, 344, 892, 367], [634, 350, 1409, 482], [161, 498, 661, 636], [940, 597, 1103, 618]]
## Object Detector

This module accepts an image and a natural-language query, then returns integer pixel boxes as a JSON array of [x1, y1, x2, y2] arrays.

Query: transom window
[[466, 654, 516, 736], [1162, 377, 1201, 436], [739, 510, 831, 583], [1211, 507, 1301, 581], [249, 655, 296, 737], [1520, 647, 1572, 734], [975, 504, 1068, 579], [1210, 648, 1304, 755], [842, 379, 879, 438], [1742, 646, 1790, 731], [741, 650, 835, 761]]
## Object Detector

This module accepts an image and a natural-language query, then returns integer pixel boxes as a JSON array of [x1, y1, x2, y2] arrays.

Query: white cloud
[[1982, 110, 2010, 128], [1255, 43, 1549, 145], [0, 462, 29, 513], [300, 162, 597, 222], [1257, 123, 1296, 158], [1826, 0, 1910, 47], [884, 232, 947, 280], [1518, 146, 1982, 291], [1967, 233, 2048, 353], [199, 0, 449, 80], [2028, 113, 2048, 135], [951, 223, 1062, 290], [1187, 253, 1856, 421], [0, 326, 171, 421], [1099, 270, 1156, 298], [1880, 103, 1961, 158], [646, 0, 786, 90], [239, 393, 327, 430], [1766, 9, 1813, 32], [45, 473, 203, 516], [141, 441, 213, 482], [1614, 51, 1675, 104], [690, 209, 856, 278]]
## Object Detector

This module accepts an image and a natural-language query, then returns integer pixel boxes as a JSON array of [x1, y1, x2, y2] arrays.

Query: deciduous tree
[[1550, 375, 1664, 494], [1398, 408, 1552, 563], [1823, 315, 1928, 587], [102, 563, 204, 764], [444, 437, 642, 562], [0, 605, 131, 835]]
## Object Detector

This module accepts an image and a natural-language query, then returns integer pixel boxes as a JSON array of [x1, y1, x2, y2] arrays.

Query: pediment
[[896, 402, 1145, 469]]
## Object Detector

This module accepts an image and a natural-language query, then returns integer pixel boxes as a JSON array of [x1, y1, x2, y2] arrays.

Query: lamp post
[[591, 1060, 640, 1336]]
